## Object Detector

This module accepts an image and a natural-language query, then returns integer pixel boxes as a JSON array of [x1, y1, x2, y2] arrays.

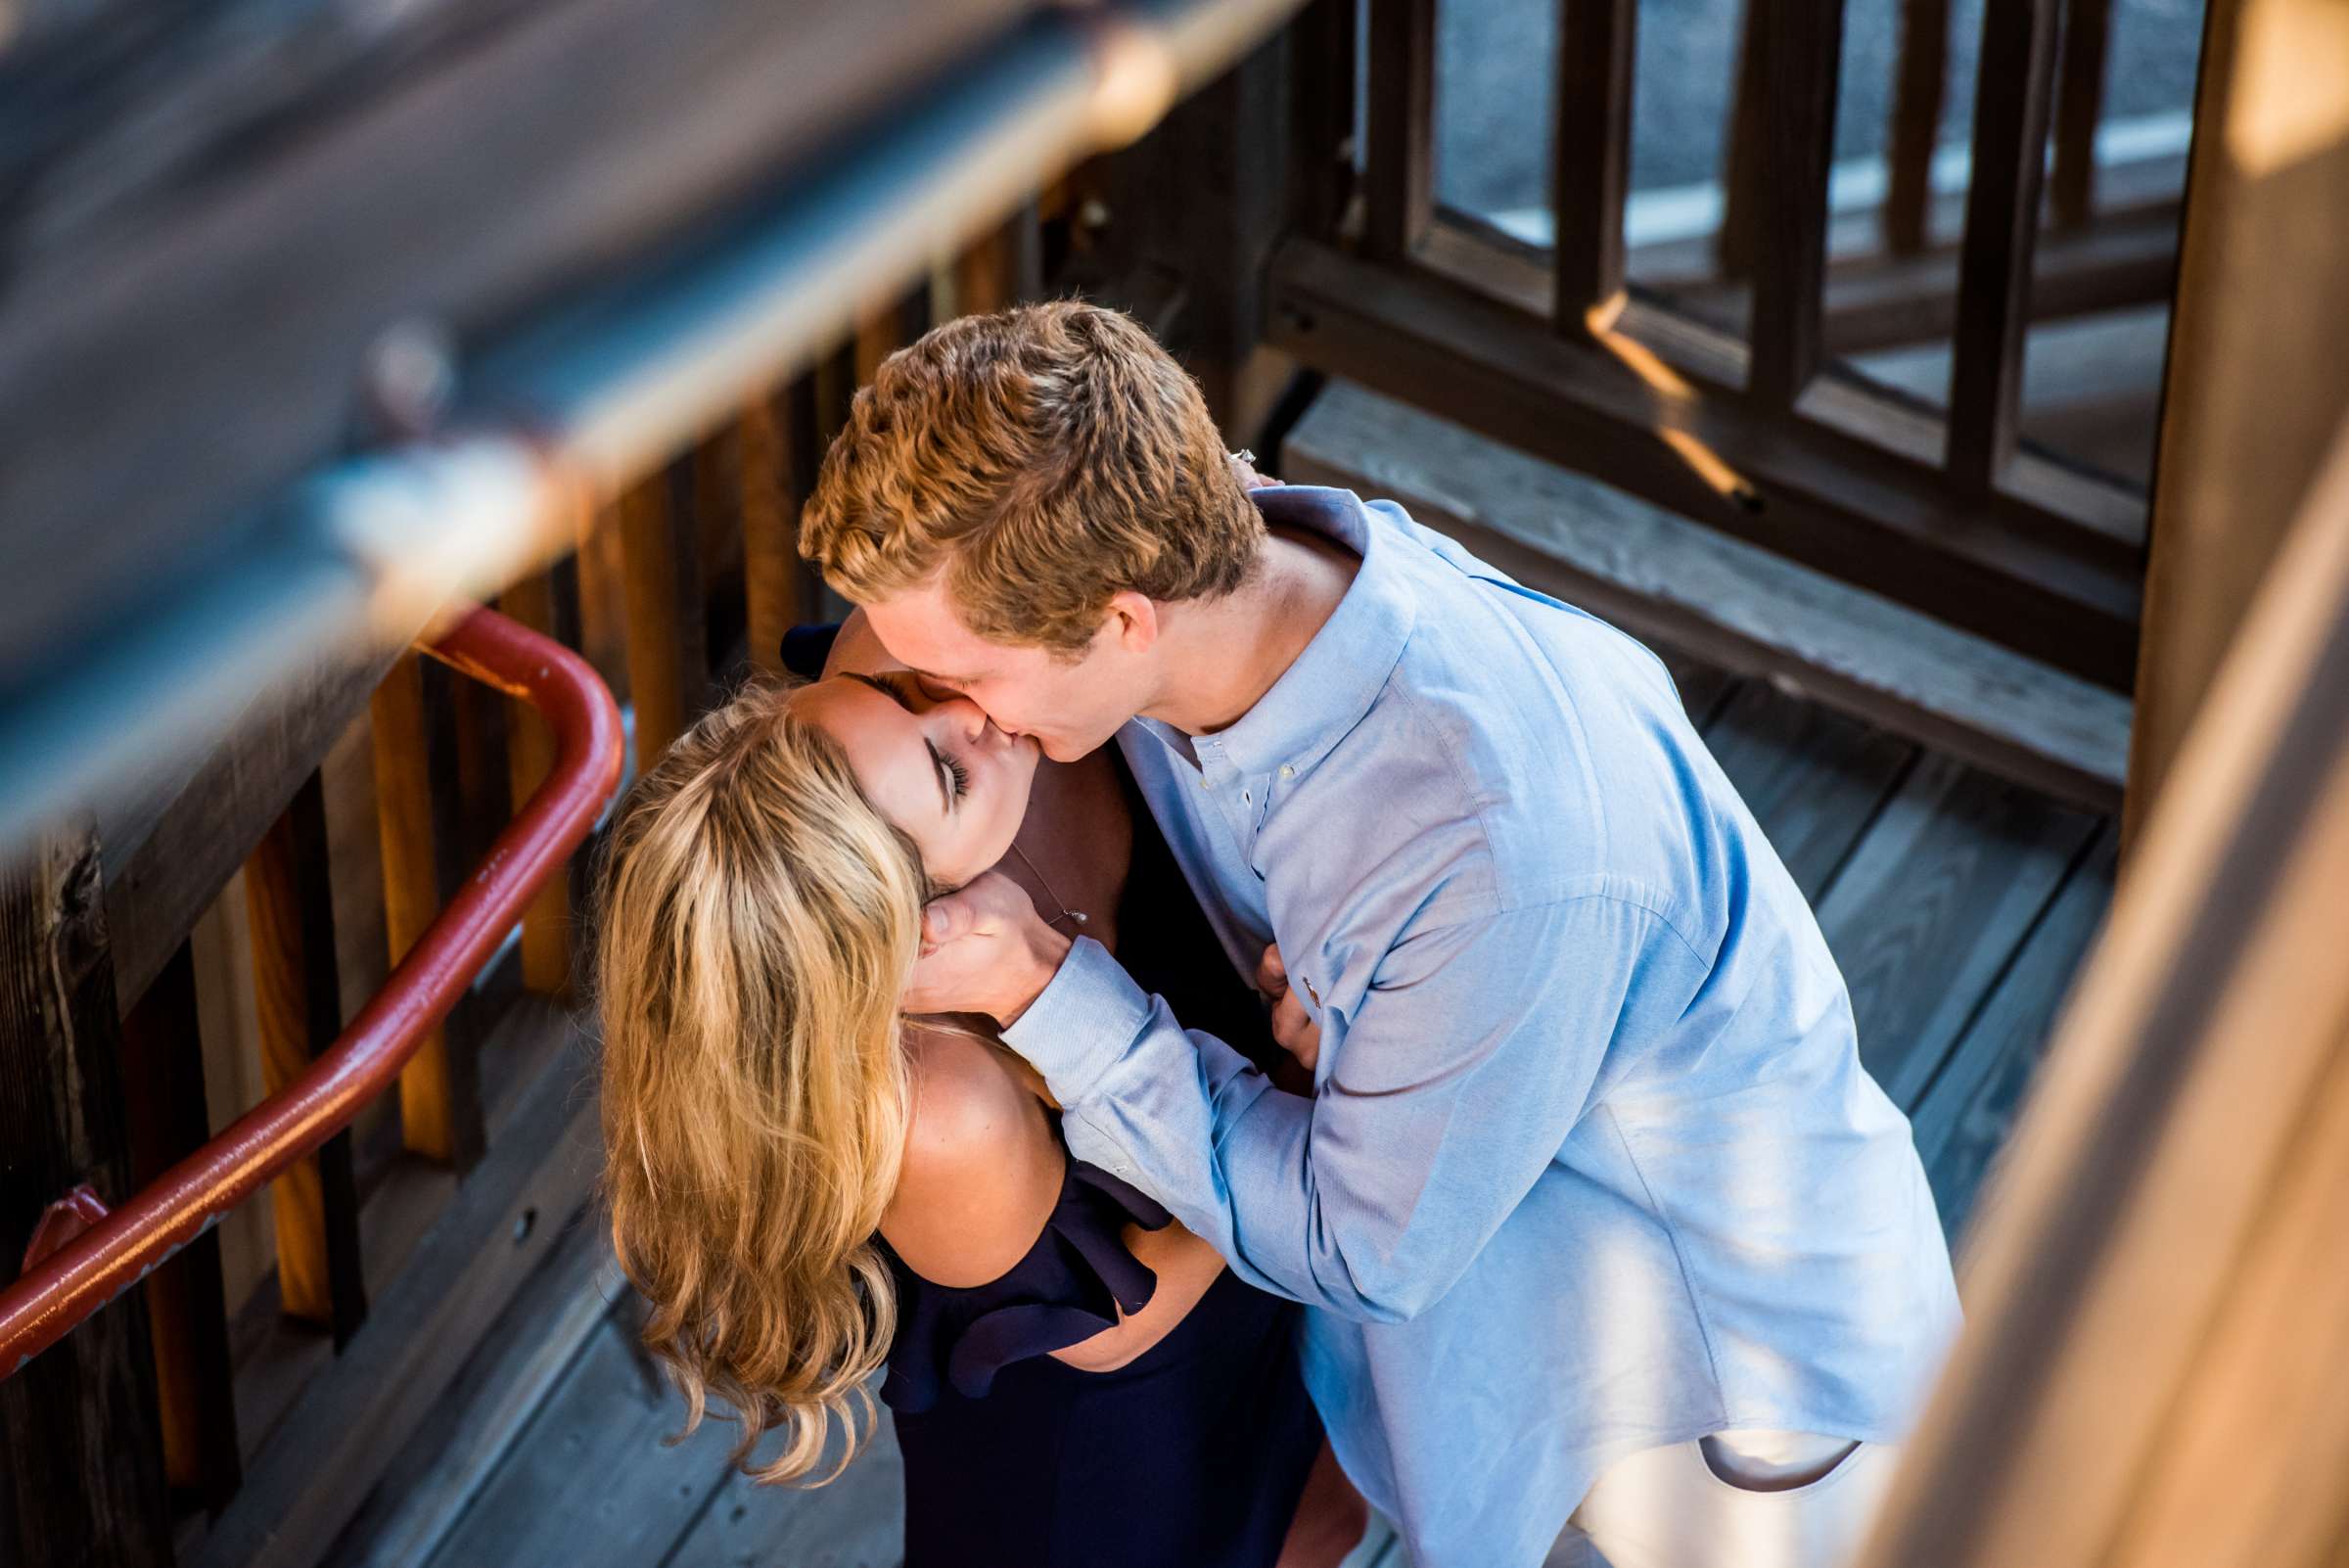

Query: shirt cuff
[[1000, 935, 1154, 1106]]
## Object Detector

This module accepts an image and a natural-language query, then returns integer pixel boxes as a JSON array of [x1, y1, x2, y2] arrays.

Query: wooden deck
[[318, 649, 2117, 1568]]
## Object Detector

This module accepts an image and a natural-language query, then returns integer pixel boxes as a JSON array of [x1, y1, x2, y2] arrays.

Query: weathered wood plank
[[245, 773, 368, 1341], [189, 998, 610, 1568], [1, 821, 175, 1567], [1814, 752, 2101, 1110], [1946, 0, 2061, 493], [420, 1314, 742, 1568], [1654, 653, 1738, 729], [325, 1208, 624, 1568], [1910, 825, 2115, 1242], [1702, 679, 1919, 901], [1281, 379, 2131, 810], [1268, 237, 2146, 692], [657, 1412, 906, 1568]]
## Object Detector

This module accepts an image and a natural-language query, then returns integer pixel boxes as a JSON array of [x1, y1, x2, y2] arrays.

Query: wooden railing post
[[1551, 0, 1638, 328], [371, 653, 486, 1173], [244, 772, 368, 1341], [1883, 0, 1954, 254], [1946, 0, 2061, 493], [617, 466, 709, 771], [118, 938, 242, 1512], [1363, 0, 1436, 262], [1, 822, 175, 1567], [1744, 0, 1849, 409], [2049, 0, 2114, 230], [499, 560, 586, 993]]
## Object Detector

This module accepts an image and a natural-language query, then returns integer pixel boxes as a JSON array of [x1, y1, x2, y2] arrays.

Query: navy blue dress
[[781, 626, 1324, 1568]]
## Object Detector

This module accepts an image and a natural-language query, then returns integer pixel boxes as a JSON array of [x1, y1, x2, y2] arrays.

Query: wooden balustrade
[[0, 206, 1056, 1565], [1280, 0, 2182, 693]]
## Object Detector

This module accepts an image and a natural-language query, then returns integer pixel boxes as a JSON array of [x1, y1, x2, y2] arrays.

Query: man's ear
[[1104, 591, 1160, 655]]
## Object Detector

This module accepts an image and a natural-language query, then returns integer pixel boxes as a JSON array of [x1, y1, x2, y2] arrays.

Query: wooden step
[[1279, 380, 2131, 813]]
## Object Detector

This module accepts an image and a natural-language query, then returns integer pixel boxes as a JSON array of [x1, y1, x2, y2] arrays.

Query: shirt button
[[1279, 764, 1296, 778], [1242, 790, 1252, 805], [1198, 774, 1212, 790]]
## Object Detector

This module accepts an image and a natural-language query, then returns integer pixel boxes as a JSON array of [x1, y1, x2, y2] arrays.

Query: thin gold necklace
[[1007, 840, 1088, 928]]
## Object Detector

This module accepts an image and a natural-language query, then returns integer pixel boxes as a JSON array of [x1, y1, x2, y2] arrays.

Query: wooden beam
[[1744, 0, 1847, 409], [1551, 0, 1638, 325], [116, 940, 243, 1512], [2123, 0, 2349, 845], [1361, 0, 1435, 261], [1884, 0, 1954, 254], [0, 0, 1038, 687], [1849, 423, 2349, 1568], [2049, 0, 2114, 229], [243, 774, 367, 1342], [1, 821, 174, 1567], [1947, 0, 2061, 493], [1267, 236, 2145, 688]]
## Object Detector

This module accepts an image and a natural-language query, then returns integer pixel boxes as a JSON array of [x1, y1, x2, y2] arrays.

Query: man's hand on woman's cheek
[[903, 869, 1073, 1024]]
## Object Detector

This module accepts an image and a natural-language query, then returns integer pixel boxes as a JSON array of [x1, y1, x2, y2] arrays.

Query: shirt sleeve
[[1001, 893, 1696, 1322]]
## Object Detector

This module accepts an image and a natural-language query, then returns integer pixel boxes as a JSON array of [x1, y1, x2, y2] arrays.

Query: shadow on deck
[[319, 650, 2116, 1568]]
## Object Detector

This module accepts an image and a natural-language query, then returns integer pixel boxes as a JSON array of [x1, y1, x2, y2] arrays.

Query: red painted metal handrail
[[1, 606, 623, 1379]]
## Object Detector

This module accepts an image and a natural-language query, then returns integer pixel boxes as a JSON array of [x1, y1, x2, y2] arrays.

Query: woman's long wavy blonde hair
[[591, 678, 933, 1485]]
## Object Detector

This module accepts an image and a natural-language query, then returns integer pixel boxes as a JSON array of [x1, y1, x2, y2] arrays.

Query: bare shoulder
[[880, 1028, 1065, 1289]]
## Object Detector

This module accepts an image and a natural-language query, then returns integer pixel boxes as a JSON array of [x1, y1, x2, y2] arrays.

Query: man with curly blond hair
[[799, 299, 1960, 1568]]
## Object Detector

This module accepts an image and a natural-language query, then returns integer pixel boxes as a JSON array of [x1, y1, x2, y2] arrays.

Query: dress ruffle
[[882, 1161, 1174, 1412]]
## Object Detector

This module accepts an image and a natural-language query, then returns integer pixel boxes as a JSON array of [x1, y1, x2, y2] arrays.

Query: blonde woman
[[592, 617, 1364, 1568]]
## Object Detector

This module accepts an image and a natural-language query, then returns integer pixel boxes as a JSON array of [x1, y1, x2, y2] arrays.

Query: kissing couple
[[591, 300, 1960, 1567]]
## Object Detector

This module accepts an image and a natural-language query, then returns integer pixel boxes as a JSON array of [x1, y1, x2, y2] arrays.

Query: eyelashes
[[944, 751, 971, 801]]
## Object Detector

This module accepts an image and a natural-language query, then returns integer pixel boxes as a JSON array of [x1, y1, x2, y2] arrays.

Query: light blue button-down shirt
[[1003, 485, 1961, 1567]]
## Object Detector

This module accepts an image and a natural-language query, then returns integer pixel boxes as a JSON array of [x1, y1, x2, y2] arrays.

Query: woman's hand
[[1255, 943, 1322, 1076], [1228, 450, 1280, 491], [906, 871, 1073, 1024]]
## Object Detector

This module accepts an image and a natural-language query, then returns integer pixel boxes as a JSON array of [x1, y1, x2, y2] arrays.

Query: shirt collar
[[1140, 484, 1416, 780]]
